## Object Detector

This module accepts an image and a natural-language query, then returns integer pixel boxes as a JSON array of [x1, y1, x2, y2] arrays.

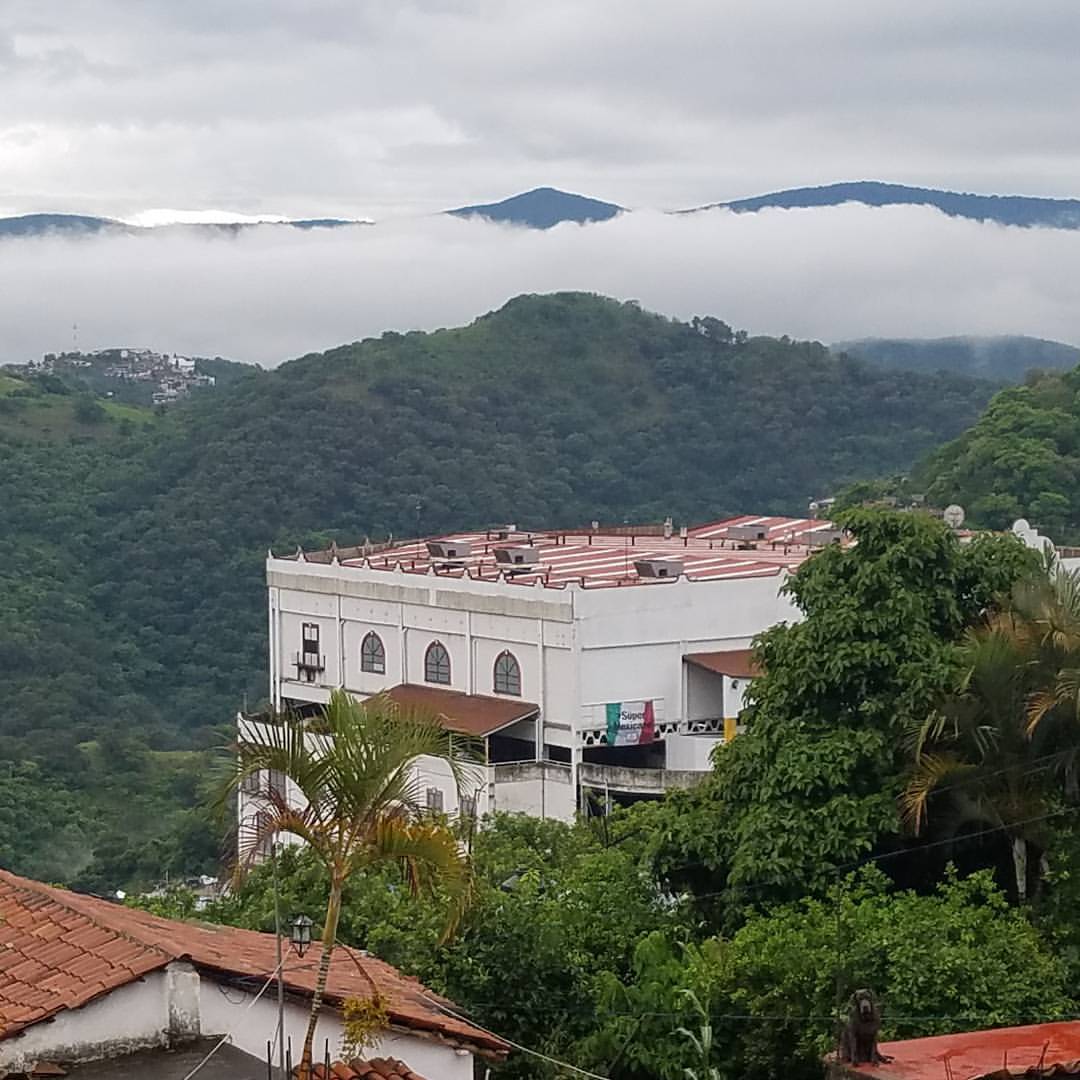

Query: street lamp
[[290, 914, 313, 957]]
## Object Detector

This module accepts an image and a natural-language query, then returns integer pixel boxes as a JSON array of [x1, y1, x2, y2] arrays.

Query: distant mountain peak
[[682, 180, 1080, 230], [445, 187, 623, 229]]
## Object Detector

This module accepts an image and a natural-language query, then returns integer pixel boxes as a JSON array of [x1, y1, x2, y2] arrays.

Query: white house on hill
[[244, 515, 838, 828]]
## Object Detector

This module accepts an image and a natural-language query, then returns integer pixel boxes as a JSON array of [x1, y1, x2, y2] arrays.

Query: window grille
[[424, 642, 451, 685], [360, 632, 386, 674], [493, 651, 521, 696]]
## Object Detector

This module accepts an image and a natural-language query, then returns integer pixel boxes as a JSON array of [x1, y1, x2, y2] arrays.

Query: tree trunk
[[298, 879, 343, 1080], [1012, 836, 1028, 905]]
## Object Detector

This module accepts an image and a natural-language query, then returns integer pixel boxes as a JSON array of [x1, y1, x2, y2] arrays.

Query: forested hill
[[689, 181, 1080, 229], [916, 366, 1080, 540], [0, 292, 998, 889], [834, 335, 1080, 382]]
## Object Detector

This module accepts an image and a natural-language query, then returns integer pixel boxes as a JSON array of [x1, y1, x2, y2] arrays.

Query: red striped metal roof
[[323, 516, 836, 588]]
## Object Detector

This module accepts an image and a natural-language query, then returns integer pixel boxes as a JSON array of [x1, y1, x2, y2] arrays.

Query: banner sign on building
[[605, 700, 657, 746]]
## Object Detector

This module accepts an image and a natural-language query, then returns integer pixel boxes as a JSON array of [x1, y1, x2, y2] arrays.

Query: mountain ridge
[[685, 180, 1080, 229], [9, 181, 1080, 235], [834, 334, 1080, 381]]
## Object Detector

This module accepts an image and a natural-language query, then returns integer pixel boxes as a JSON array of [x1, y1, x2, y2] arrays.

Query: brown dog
[[839, 989, 893, 1065]]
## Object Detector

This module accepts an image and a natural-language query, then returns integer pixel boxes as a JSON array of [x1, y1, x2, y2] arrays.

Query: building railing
[[578, 762, 706, 794], [490, 760, 573, 785]]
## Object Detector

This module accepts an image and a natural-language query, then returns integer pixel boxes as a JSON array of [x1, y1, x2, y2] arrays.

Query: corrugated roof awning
[[683, 649, 760, 679], [381, 684, 539, 737]]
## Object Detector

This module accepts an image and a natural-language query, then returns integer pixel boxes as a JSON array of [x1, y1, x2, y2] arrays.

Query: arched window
[[493, 650, 521, 696], [360, 631, 386, 674], [424, 641, 451, 685]]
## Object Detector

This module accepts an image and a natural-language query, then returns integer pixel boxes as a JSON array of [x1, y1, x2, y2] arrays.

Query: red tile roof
[[839, 1021, 1080, 1080], [0, 870, 506, 1057], [684, 648, 760, 679], [382, 684, 538, 737], [303, 1059, 426, 1080]]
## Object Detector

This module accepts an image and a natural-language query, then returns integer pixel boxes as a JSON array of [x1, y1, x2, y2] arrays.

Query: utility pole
[[273, 840, 285, 1078]]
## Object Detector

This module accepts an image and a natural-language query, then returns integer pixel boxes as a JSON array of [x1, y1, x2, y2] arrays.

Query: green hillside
[[835, 335, 1080, 382], [0, 292, 1000, 889], [917, 367, 1080, 540]]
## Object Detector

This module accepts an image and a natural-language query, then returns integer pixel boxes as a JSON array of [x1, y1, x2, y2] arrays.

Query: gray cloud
[[1, 206, 1079, 367], [2, 1, 1079, 217]]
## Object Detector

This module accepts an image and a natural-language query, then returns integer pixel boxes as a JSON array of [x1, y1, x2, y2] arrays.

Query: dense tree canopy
[[650, 511, 1038, 909], [918, 367, 1080, 540]]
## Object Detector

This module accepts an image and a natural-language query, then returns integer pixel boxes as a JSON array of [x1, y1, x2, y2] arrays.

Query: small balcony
[[293, 651, 326, 682]]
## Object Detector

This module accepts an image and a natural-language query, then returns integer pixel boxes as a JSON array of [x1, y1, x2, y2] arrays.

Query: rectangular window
[[460, 794, 477, 820], [425, 787, 444, 813], [302, 622, 320, 654], [240, 770, 261, 795]]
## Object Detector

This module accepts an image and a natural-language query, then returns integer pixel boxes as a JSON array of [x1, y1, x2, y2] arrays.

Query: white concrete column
[[535, 618, 545, 762], [268, 586, 280, 711], [165, 961, 201, 1041]]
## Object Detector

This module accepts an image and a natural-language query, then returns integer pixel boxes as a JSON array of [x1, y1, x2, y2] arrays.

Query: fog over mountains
[[4, 187, 1080, 368], [8, 181, 1080, 237]]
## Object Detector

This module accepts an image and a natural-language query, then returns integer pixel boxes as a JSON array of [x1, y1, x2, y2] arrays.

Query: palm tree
[[227, 690, 480, 1080], [901, 624, 1052, 903], [1015, 562, 1080, 759]]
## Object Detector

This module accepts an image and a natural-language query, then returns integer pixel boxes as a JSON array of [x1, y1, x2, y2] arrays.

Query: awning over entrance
[[683, 648, 760, 679], [381, 684, 539, 737]]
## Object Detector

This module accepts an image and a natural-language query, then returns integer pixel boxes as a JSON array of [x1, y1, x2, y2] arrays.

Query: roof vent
[[808, 528, 845, 548], [724, 524, 769, 546], [489, 524, 518, 541], [634, 557, 683, 579], [426, 539, 472, 564], [494, 545, 541, 571]]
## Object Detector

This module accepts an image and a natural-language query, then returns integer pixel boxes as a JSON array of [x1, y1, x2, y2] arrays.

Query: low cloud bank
[[2, 204, 1079, 367]]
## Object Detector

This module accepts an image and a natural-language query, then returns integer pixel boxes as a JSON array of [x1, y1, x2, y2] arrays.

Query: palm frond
[[365, 816, 472, 940], [901, 753, 976, 833]]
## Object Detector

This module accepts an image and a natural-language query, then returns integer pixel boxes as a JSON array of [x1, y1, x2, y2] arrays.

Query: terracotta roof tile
[[381, 684, 539, 737], [0, 869, 506, 1058], [304, 1059, 427, 1080], [683, 648, 760, 679]]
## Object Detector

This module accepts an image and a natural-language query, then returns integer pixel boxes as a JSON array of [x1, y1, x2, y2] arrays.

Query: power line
[[333, 937, 609, 1079], [424, 992, 612, 1080], [684, 803, 1080, 905], [181, 959, 284, 1080]]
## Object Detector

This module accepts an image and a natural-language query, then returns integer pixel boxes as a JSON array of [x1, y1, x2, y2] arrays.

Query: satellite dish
[[943, 504, 965, 529]]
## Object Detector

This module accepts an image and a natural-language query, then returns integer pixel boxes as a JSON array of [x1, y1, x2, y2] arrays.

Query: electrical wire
[[682, 802, 1080, 904], [180, 958, 284, 1080], [422, 995, 613, 1080], [660, 746, 1080, 905]]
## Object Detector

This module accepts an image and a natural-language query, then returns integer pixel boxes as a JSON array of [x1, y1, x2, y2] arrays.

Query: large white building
[[248, 515, 840, 823]]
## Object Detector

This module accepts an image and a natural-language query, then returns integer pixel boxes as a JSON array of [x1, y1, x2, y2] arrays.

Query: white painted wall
[[665, 733, 720, 770], [199, 973, 474, 1080], [0, 970, 181, 1073], [490, 762, 576, 821], [263, 558, 799, 809]]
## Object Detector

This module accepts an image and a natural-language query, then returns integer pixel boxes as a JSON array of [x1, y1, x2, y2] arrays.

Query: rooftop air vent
[[634, 557, 683, 579], [426, 539, 472, 563], [494, 545, 541, 571], [808, 528, 845, 548], [724, 524, 769, 546], [724, 524, 769, 542], [489, 524, 518, 541]]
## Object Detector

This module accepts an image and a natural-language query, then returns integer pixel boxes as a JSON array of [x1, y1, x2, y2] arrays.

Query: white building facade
[[249, 516, 834, 823]]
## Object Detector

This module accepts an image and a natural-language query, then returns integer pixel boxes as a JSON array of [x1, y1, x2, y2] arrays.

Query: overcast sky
[[3, 0, 1080, 218]]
